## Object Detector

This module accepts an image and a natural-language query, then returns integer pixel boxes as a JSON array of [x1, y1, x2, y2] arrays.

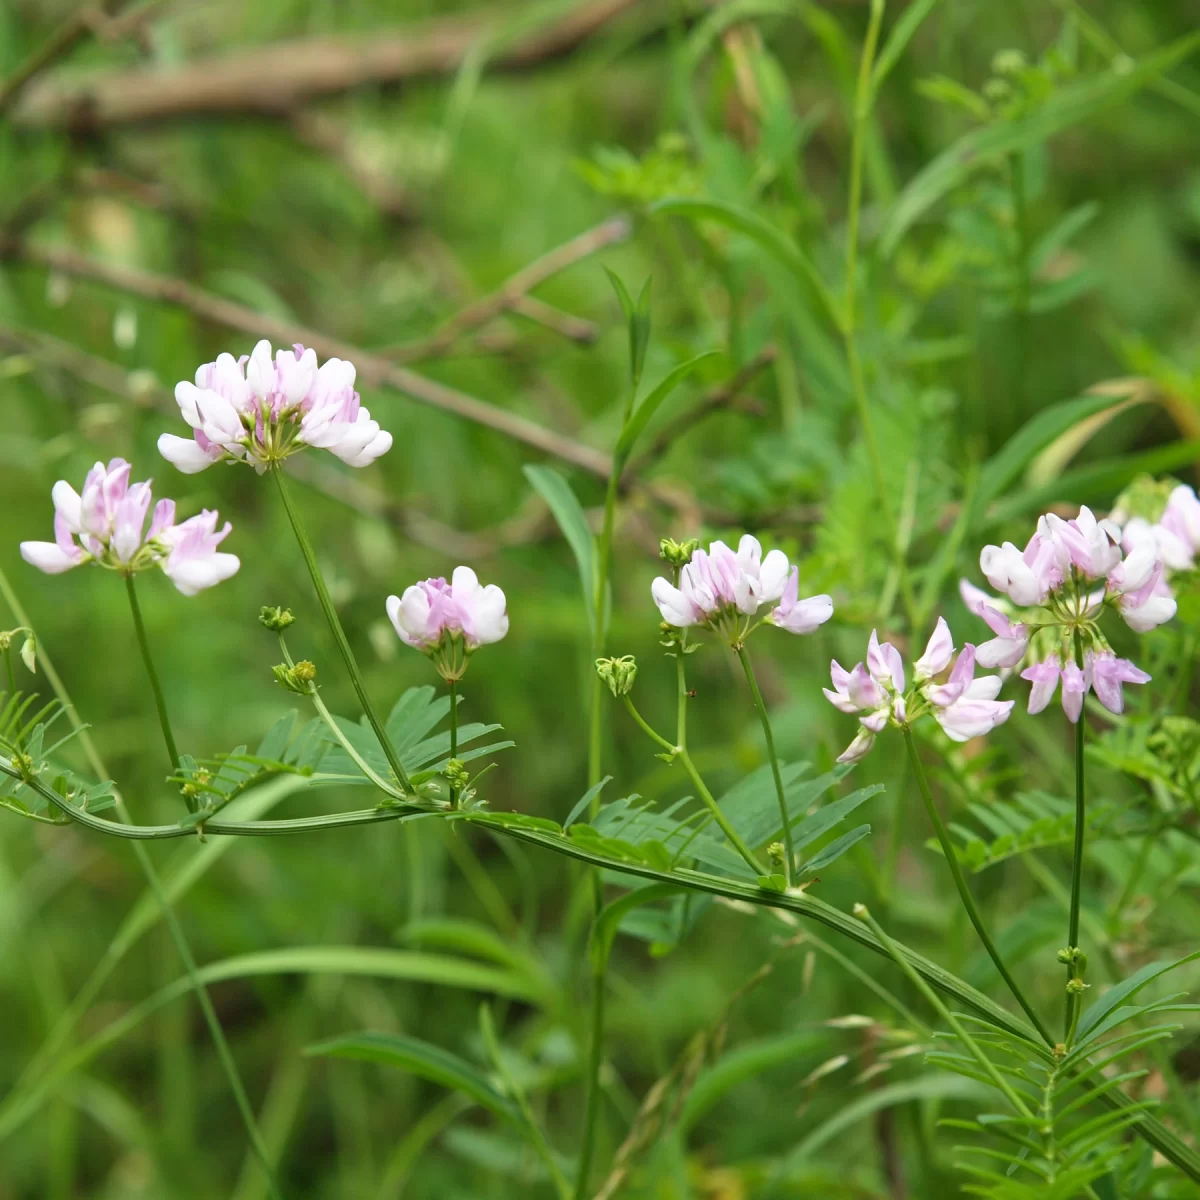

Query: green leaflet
[[879, 31, 1200, 256], [307, 1032, 520, 1125]]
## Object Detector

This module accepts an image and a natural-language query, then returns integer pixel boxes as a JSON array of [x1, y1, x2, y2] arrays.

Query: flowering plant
[[20, 458, 240, 595], [159, 340, 392, 473]]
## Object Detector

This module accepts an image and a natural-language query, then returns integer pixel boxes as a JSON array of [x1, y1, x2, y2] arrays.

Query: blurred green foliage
[[3, 0, 1200, 1196]]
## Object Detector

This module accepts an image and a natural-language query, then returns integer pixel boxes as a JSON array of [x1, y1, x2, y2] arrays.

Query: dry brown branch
[[0, 0, 161, 113], [388, 217, 631, 363], [0, 323, 551, 558], [5, 240, 613, 476], [509, 295, 600, 346], [13, 0, 645, 129]]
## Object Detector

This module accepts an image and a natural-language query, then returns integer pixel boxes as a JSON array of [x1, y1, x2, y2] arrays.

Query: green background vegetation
[[2, 0, 1200, 1196]]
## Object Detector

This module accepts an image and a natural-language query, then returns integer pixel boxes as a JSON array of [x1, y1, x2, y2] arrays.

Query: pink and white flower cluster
[[978, 505, 1175, 633], [20, 459, 240, 596], [651, 535, 832, 639], [824, 619, 1013, 762], [387, 567, 508, 681], [964, 503, 1174, 723], [159, 340, 392, 474]]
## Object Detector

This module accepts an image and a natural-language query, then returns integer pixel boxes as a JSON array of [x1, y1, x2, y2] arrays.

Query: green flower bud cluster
[[596, 655, 638, 697], [659, 537, 700, 568], [273, 660, 317, 695], [259, 606, 297, 631]]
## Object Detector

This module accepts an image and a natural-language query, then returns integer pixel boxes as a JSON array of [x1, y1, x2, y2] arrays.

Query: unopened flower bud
[[0, 629, 35, 675], [1056, 947, 1073, 965], [596, 655, 638, 697], [659, 537, 700, 568], [1066, 977, 1089, 995], [992, 49, 1026, 76], [983, 78, 1011, 103], [272, 660, 317, 694], [445, 758, 469, 790], [259, 605, 296, 631], [768, 842, 786, 868]]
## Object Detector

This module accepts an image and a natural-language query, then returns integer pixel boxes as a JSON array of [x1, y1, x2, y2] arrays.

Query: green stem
[[272, 465, 413, 794], [857, 904, 1033, 1119], [589, 465, 622, 797], [903, 728, 1052, 1044], [843, 0, 918, 631], [310, 691, 400, 799], [0, 569, 283, 1199], [448, 678, 459, 808], [622, 696, 766, 876], [578, 452, 623, 1192], [574, 959, 606, 1200], [1010, 151, 1031, 316], [124, 574, 183, 785], [142, 852, 285, 1199], [1066, 638, 1087, 1042], [736, 646, 792, 884]]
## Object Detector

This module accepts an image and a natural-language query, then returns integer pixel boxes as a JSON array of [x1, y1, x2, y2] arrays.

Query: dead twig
[[387, 217, 630, 363], [0, 0, 161, 113], [4, 240, 613, 476], [0, 323, 551, 558], [13, 0, 644, 128]]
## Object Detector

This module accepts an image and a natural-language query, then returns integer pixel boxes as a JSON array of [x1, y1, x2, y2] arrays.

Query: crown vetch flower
[[966, 502, 1175, 720], [651, 535, 831, 644], [159, 510, 241, 596], [20, 459, 239, 595], [824, 620, 1012, 762], [160, 340, 392, 474], [386, 566, 508, 681]]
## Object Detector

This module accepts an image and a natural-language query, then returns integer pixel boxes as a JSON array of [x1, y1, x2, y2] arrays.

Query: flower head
[[386, 566, 508, 681], [823, 621, 1012, 761], [651, 534, 831, 644], [20, 459, 239, 596], [966, 500, 1176, 719], [159, 340, 392, 474]]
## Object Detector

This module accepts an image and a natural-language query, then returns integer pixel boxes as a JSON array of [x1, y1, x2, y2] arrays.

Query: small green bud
[[272, 660, 317, 694], [659, 537, 700, 568], [992, 49, 1026, 76], [596, 655, 638, 697], [1066, 977, 1089, 995], [767, 842, 786, 868], [982, 78, 1011, 103], [259, 606, 296, 631], [444, 758, 469, 790], [0, 628, 34, 673], [1056, 947, 1073, 965]]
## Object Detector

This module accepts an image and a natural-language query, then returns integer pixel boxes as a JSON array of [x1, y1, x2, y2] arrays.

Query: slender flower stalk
[[620, 694, 767, 877], [737, 646, 792, 885], [904, 728, 1051, 1044], [125, 573, 183, 783], [448, 678, 459, 808], [1065, 635, 1088, 1043], [272, 466, 414, 795]]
